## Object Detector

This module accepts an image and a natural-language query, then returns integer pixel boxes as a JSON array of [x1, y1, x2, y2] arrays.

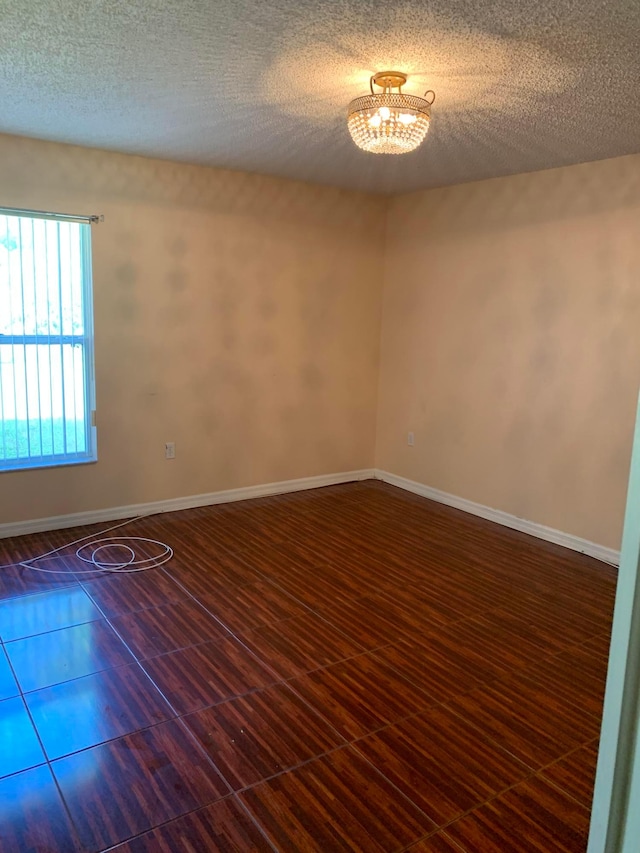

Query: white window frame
[[0, 207, 98, 472]]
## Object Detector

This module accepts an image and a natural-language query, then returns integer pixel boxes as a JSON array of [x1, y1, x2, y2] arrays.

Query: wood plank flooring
[[0, 480, 617, 851]]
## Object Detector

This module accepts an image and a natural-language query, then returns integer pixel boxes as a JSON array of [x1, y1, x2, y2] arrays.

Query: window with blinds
[[0, 209, 97, 471]]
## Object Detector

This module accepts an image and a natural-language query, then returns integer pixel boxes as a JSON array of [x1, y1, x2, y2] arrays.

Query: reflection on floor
[[0, 480, 616, 851]]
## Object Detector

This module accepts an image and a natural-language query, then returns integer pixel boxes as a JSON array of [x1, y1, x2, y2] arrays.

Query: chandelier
[[347, 71, 435, 155]]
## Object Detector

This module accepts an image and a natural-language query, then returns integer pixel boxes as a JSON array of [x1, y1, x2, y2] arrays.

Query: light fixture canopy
[[347, 71, 435, 155]]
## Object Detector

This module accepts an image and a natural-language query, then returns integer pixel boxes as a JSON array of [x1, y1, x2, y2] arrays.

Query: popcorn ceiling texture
[[1, 0, 639, 193]]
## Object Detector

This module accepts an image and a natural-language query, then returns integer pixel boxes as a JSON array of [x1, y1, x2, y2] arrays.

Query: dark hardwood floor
[[0, 480, 617, 851]]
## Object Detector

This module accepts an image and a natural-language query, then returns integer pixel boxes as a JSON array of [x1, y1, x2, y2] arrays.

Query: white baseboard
[[2, 466, 620, 568], [0, 468, 375, 540], [374, 469, 620, 567]]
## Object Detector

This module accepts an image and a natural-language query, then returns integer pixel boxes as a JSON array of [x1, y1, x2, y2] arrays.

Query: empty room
[[1, 1, 639, 851]]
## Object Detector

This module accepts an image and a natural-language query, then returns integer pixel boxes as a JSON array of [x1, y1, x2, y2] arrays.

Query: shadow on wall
[[87, 185, 382, 506], [380, 154, 640, 548], [0, 134, 387, 229], [394, 154, 640, 236]]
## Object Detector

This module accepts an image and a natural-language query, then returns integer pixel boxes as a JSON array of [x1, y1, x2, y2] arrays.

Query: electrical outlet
[[407, 431, 415, 447], [165, 441, 176, 459]]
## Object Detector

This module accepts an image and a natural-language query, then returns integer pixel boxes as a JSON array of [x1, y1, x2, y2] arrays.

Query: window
[[0, 208, 97, 471]]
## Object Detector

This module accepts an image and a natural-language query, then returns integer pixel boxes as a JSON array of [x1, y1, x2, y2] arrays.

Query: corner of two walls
[[374, 154, 640, 552], [4, 131, 639, 552], [0, 134, 387, 526]]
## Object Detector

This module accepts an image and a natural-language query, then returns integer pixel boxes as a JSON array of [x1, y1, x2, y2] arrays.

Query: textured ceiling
[[1, 0, 639, 194]]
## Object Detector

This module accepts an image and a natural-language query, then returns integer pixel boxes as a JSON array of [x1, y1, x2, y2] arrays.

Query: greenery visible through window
[[0, 209, 96, 471]]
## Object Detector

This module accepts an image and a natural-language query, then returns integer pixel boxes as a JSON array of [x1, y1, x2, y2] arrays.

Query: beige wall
[[3, 132, 639, 550], [0, 135, 386, 524], [376, 154, 640, 550]]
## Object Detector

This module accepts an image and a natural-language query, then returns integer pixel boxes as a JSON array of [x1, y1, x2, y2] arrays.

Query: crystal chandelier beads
[[347, 72, 435, 155]]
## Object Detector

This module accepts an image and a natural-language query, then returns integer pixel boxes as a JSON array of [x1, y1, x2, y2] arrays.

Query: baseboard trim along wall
[[375, 469, 620, 567], [2, 466, 620, 567], [0, 469, 375, 540]]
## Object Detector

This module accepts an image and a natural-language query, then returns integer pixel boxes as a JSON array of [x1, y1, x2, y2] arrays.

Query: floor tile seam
[[0, 573, 96, 597], [134, 653, 208, 720], [284, 650, 443, 705], [16, 601, 187, 758], [511, 610, 610, 642], [231, 738, 432, 820], [205, 562, 366, 632], [40, 701, 181, 765], [98, 607, 203, 716], [274, 642, 404, 681], [533, 735, 601, 794], [232, 790, 282, 853], [141, 659, 286, 712], [398, 826, 471, 852], [432, 700, 542, 773], [495, 667, 606, 722], [321, 698, 456, 745], [79, 572, 193, 617], [44, 756, 89, 853], [16, 649, 155, 698], [180, 718, 350, 797], [537, 641, 598, 661], [163, 564, 317, 638], [166, 520, 404, 592], [0, 580, 79, 605], [349, 729, 540, 826], [292, 738, 440, 834], [343, 688, 486, 740], [0, 706, 87, 850], [111, 624, 228, 665], [171, 713, 237, 798], [454, 612, 592, 658], [48, 716, 237, 841], [224, 542, 332, 575], [176, 592, 313, 636], [270, 592, 447, 653], [95, 791, 281, 853], [367, 647, 508, 705], [7, 558, 610, 717], [0, 687, 21, 701], [440, 693, 601, 776], [203, 536, 330, 572], [558, 630, 613, 658], [0, 665, 51, 780], [0, 753, 47, 783], [4, 611, 124, 655], [161, 563, 398, 688], [388, 634, 544, 684], [441, 651, 606, 718], [535, 736, 600, 772], [180, 671, 354, 762], [0, 639, 25, 699], [152, 569, 332, 687], [313, 597, 454, 634], [533, 765, 595, 809], [425, 763, 593, 839], [1, 612, 105, 646], [94, 584, 240, 668], [155, 565, 267, 596], [152, 636, 283, 684], [161, 537, 510, 638], [395, 765, 548, 844]]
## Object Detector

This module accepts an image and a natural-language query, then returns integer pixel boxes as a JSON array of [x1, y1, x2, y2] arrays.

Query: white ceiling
[[1, 0, 639, 194]]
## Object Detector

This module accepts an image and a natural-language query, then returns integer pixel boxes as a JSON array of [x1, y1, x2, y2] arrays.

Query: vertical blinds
[[0, 209, 96, 470]]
